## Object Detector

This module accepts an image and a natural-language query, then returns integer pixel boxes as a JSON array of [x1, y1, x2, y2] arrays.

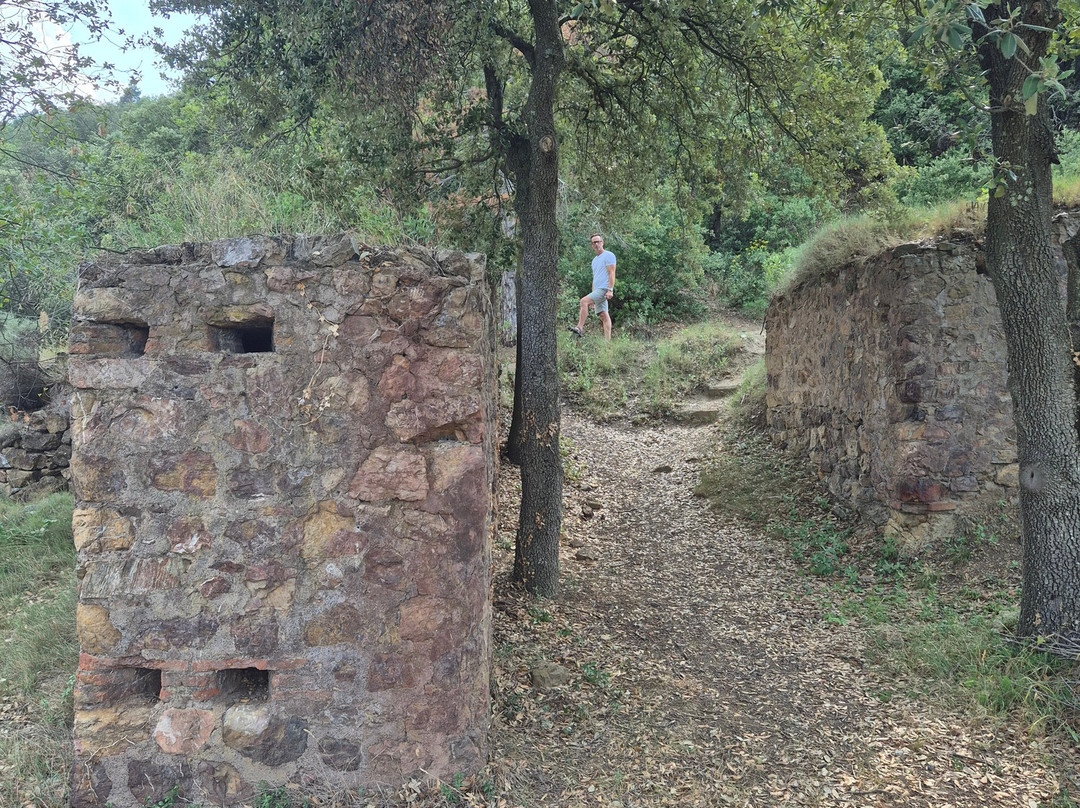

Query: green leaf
[[1022, 73, 1041, 100], [965, 4, 986, 23], [946, 23, 970, 50], [1024, 91, 1039, 116], [569, 2, 585, 18], [999, 32, 1017, 59], [907, 24, 927, 46]]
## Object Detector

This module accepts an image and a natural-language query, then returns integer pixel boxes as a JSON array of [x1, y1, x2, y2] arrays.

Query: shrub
[[893, 147, 988, 208], [560, 186, 709, 326], [704, 242, 796, 315]]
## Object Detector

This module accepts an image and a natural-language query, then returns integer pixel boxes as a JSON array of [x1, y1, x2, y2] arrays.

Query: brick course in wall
[[67, 236, 496, 807], [765, 213, 1079, 547]]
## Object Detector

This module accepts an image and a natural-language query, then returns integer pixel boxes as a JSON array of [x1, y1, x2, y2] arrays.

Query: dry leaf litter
[[488, 401, 1077, 807]]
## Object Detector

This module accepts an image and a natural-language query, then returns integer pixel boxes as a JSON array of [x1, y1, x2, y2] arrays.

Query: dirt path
[[488, 399, 1074, 806]]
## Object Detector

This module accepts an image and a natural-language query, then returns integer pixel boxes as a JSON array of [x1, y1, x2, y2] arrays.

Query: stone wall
[[0, 392, 71, 499], [67, 236, 496, 807], [765, 213, 1080, 546]]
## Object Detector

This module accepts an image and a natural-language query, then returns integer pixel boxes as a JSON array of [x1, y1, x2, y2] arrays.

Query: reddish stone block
[[148, 451, 217, 497], [893, 476, 946, 503], [69, 759, 112, 808], [363, 545, 407, 590], [200, 576, 230, 599], [926, 501, 958, 512], [154, 708, 216, 754], [368, 651, 428, 691], [167, 517, 211, 554], [225, 419, 271, 454], [303, 604, 367, 647], [349, 446, 428, 502]]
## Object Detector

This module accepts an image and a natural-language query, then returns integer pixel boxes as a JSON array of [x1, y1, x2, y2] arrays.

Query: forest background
[[4, 1, 1080, 804], [4, 0, 1079, 368]]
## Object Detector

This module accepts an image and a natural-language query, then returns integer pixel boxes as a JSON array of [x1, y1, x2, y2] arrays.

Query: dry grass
[[783, 189, 1079, 299], [1058, 175, 1080, 208], [0, 492, 77, 808]]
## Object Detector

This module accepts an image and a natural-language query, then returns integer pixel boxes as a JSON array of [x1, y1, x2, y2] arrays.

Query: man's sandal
[[568, 326, 583, 336]]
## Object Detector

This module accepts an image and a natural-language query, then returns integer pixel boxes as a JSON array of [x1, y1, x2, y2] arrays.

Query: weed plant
[[727, 357, 767, 429]]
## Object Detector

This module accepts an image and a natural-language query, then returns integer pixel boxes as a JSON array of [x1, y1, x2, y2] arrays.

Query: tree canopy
[[157, 0, 897, 595]]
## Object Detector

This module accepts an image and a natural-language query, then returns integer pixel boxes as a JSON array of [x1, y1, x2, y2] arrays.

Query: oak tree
[[165, 0, 888, 596], [912, 0, 1080, 651]]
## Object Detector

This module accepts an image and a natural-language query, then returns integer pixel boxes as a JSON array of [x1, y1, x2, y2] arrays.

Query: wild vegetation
[[3, 0, 1080, 804]]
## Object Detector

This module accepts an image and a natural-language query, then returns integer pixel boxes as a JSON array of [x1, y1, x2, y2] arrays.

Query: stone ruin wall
[[765, 213, 1080, 547], [0, 395, 71, 499], [67, 236, 496, 807]]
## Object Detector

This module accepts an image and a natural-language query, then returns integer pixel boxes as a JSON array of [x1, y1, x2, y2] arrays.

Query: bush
[[704, 242, 796, 315], [0, 316, 53, 411], [1054, 128, 1080, 181], [893, 147, 988, 207], [560, 186, 709, 326]]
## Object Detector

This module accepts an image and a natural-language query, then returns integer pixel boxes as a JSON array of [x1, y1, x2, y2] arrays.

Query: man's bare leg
[[577, 296, 592, 331], [600, 311, 612, 340]]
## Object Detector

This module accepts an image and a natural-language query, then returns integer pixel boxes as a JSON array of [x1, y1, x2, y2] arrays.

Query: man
[[569, 233, 616, 340]]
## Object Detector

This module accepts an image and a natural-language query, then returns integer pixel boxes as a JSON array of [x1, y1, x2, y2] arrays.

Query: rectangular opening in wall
[[129, 667, 162, 702], [209, 321, 274, 354], [219, 667, 269, 702]]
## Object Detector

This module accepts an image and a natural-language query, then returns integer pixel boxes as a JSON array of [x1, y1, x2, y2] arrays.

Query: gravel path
[[488, 405, 1075, 807]]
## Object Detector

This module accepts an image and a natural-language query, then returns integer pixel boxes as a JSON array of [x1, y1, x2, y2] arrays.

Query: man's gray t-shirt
[[592, 250, 616, 289]]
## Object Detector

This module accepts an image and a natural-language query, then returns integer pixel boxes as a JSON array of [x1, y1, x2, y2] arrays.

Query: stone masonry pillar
[[67, 237, 495, 807]]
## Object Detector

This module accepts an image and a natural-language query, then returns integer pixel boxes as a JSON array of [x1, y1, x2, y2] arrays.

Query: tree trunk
[[505, 263, 525, 465], [508, 0, 565, 597], [979, 1, 1080, 650]]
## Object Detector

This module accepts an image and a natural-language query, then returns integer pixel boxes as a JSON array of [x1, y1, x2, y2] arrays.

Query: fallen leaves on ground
[[488, 405, 1077, 807]]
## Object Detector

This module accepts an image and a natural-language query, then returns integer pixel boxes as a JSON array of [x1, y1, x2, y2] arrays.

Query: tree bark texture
[[507, 0, 565, 597], [979, 1, 1080, 649], [505, 264, 525, 465]]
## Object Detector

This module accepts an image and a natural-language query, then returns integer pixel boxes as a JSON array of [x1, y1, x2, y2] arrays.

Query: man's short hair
[[590, 233, 603, 241]]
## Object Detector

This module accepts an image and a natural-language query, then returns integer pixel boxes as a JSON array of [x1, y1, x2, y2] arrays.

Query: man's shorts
[[586, 288, 609, 314]]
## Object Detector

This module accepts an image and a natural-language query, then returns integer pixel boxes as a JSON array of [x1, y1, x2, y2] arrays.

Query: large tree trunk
[[505, 264, 525, 465], [507, 0, 565, 597], [979, 1, 1080, 650]]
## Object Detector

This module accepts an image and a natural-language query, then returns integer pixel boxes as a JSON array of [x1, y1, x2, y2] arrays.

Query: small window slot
[[210, 322, 274, 354], [219, 667, 269, 702], [130, 667, 162, 702]]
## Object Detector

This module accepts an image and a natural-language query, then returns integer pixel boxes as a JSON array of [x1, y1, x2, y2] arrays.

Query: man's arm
[[605, 262, 616, 298]]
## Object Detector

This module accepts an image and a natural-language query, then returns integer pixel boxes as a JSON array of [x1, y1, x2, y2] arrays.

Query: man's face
[[590, 236, 604, 255]]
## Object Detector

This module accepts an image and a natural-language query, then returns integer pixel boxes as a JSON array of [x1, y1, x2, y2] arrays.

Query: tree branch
[[490, 19, 534, 65]]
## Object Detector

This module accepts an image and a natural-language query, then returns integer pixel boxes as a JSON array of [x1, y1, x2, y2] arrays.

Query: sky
[[68, 1, 202, 100]]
